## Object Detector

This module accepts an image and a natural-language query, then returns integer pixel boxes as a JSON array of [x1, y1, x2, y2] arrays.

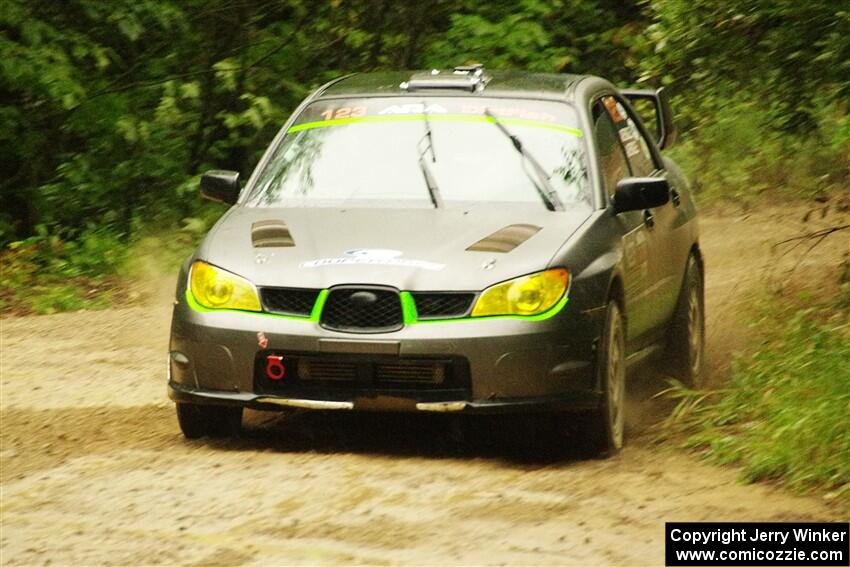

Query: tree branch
[[772, 225, 850, 249]]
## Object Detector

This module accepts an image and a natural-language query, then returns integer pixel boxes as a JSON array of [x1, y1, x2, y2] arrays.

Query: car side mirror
[[620, 87, 678, 150], [612, 177, 670, 214], [200, 170, 240, 204]]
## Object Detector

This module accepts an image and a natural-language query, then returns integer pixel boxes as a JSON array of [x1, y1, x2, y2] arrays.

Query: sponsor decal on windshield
[[300, 249, 445, 271], [378, 103, 448, 115]]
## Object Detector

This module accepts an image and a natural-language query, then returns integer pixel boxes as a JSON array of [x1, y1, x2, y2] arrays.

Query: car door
[[591, 97, 657, 345], [607, 94, 682, 332]]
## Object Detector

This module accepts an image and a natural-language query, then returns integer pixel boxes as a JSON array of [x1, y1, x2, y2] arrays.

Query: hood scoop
[[252, 220, 295, 248], [466, 224, 541, 253]]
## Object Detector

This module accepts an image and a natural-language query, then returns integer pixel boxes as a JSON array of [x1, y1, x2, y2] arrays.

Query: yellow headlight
[[471, 268, 569, 317], [190, 261, 261, 311]]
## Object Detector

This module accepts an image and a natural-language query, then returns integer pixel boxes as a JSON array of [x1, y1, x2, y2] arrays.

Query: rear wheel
[[176, 403, 242, 439], [581, 300, 626, 456], [666, 255, 704, 387]]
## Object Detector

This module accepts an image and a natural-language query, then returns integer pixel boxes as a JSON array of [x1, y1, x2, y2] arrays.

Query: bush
[[668, 98, 849, 204], [660, 290, 850, 497], [0, 226, 127, 315], [0, 208, 221, 315]]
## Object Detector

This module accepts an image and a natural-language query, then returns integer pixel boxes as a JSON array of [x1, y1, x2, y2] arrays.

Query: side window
[[601, 96, 656, 177], [593, 101, 631, 196]]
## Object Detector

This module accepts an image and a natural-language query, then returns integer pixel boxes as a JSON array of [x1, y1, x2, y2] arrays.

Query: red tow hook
[[265, 355, 286, 380]]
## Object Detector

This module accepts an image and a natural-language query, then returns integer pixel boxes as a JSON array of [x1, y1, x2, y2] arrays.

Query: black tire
[[666, 255, 705, 388], [176, 403, 243, 439], [580, 300, 626, 456]]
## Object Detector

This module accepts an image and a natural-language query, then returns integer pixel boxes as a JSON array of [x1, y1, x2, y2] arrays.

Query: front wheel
[[666, 255, 705, 387], [580, 300, 626, 456], [176, 403, 242, 439]]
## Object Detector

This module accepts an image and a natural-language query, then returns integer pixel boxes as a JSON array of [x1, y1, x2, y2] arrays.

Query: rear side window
[[593, 101, 630, 195], [601, 96, 656, 177]]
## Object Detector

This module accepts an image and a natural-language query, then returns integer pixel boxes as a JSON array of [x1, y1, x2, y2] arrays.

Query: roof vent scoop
[[400, 64, 488, 93], [466, 224, 541, 253], [252, 220, 295, 248]]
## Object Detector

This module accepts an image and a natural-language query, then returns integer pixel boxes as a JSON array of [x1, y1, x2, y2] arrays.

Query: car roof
[[316, 69, 590, 102]]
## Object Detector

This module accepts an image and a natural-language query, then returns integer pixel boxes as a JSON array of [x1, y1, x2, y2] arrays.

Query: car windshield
[[245, 97, 590, 210]]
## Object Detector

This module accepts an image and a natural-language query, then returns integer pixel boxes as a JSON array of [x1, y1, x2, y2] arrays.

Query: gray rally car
[[168, 65, 703, 454]]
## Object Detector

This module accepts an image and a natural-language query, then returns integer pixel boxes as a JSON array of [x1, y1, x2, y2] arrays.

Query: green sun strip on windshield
[[287, 114, 583, 137]]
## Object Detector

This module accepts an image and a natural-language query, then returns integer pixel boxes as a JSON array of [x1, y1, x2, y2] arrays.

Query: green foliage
[[660, 294, 850, 496], [1, 226, 126, 314], [0, 209, 217, 314], [643, 0, 850, 201], [643, 0, 850, 128], [667, 98, 848, 202]]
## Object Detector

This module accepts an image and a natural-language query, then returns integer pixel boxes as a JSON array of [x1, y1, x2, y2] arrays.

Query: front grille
[[254, 352, 469, 396], [412, 292, 475, 319], [261, 287, 320, 316], [321, 287, 403, 333], [375, 361, 446, 384], [295, 359, 445, 384], [298, 359, 357, 381]]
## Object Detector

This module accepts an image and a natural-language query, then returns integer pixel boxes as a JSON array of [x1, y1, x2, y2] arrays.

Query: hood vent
[[252, 220, 294, 248], [466, 224, 541, 253]]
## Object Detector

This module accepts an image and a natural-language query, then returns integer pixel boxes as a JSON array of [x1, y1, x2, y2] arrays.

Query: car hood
[[198, 206, 591, 291]]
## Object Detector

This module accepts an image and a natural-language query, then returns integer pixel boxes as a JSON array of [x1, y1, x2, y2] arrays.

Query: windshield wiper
[[417, 105, 443, 208], [483, 108, 564, 211]]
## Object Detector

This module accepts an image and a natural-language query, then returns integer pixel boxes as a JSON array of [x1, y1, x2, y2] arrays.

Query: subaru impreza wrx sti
[[168, 66, 703, 454]]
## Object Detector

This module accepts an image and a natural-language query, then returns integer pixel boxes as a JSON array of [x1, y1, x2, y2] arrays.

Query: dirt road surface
[[1, 205, 846, 565]]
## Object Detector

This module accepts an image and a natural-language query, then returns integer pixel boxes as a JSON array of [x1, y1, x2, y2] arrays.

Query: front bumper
[[169, 289, 605, 413], [168, 380, 600, 414]]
